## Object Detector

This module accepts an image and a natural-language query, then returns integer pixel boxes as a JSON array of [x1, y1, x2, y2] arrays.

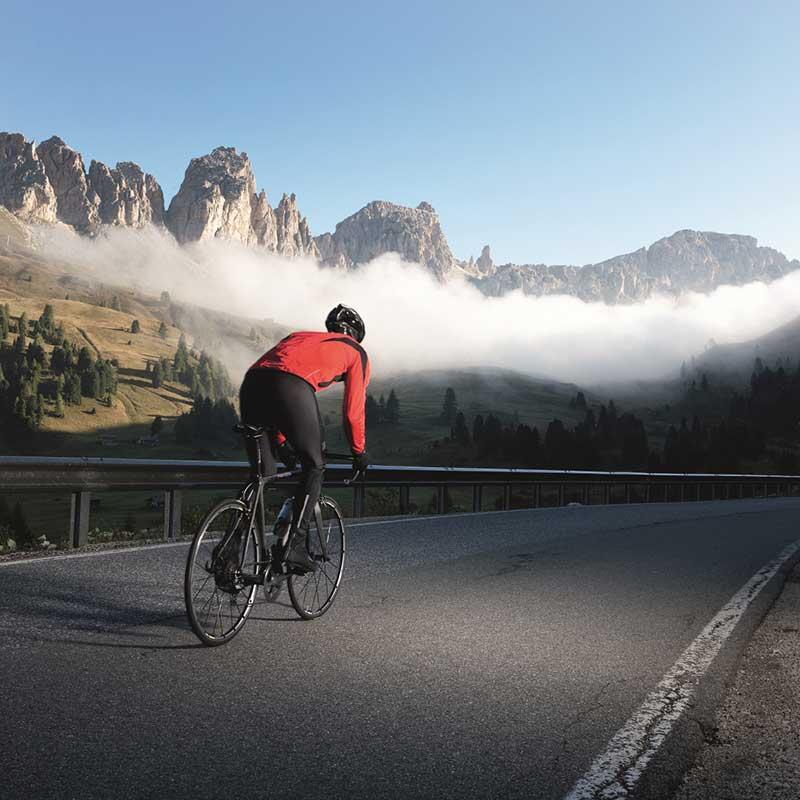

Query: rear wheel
[[288, 497, 346, 619], [185, 499, 260, 646]]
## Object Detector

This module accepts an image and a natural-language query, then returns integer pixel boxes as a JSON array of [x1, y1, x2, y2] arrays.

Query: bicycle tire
[[288, 496, 346, 620], [184, 499, 260, 646]]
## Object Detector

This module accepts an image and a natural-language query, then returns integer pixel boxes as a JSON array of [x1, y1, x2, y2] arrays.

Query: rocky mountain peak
[[476, 245, 494, 275], [474, 229, 800, 303], [0, 132, 57, 224], [88, 159, 165, 228], [314, 199, 457, 280], [36, 136, 100, 230], [165, 147, 317, 257]]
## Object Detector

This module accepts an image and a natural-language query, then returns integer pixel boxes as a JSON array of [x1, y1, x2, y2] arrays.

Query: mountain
[[471, 230, 800, 303], [165, 146, 317, 257], [0, 133, 165, 232], [695, 313, 800, 379], [314, 200, 457, 279], [0, 133, 316, 258], [2, 131, 799, 302]]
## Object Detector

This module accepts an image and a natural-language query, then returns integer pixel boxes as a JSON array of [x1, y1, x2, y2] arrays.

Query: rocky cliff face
[[0, 133, 57, 224], [472, 230, 800, 303], [36, 136, 99, 230], [315, 200, 457, 280], [165, 146, 318, 257], [89, 160, 164, 227], [0, 132, 164, 232]]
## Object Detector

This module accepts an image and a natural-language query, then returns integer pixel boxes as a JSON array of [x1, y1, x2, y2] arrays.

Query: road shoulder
[[672, 563, 800, 799]]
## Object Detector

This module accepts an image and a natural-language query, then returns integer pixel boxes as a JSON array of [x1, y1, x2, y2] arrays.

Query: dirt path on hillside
[[76, 326, 101, 357]]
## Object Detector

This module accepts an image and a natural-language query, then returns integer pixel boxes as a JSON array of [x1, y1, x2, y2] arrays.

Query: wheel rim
[[289, 500, 345, 617], [187, 503, 259, 641]]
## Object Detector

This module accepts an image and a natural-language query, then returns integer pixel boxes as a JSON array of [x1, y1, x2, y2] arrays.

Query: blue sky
[[4, 1, 799, 264]]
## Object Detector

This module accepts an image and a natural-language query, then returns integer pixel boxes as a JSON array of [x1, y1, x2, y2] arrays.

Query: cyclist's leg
[[239, 370, 277, 480], [259, 372, 325, 570]]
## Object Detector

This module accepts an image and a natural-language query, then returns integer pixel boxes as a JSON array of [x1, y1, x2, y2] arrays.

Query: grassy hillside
[[0, 246, 285, 458]]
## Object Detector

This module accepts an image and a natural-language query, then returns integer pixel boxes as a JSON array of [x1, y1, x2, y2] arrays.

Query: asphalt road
[[2, 498, 799, 800]]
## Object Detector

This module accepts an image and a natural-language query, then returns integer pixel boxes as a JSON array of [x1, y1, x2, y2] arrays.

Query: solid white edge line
[[563, 537, 800, 800], [2, 498, 795, 569], [0, 507, 541, 568]]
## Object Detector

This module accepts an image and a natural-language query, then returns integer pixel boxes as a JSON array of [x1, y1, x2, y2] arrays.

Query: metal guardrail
[[1, 456, 799, 549]]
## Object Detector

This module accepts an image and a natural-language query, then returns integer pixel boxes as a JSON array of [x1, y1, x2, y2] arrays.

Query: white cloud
[[37, 225, 800, 385]]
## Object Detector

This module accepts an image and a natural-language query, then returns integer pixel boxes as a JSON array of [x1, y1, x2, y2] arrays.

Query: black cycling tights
[[239, 368, 325, 534]]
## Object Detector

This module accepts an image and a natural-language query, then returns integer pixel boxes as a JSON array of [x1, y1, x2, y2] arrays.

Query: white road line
[[0, 507, 538, 568], [564, 537, 800, 800], [1, 500, 793, 569]]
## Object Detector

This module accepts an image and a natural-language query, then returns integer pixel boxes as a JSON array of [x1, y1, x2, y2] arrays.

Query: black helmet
[[326, 304, 365, 342]]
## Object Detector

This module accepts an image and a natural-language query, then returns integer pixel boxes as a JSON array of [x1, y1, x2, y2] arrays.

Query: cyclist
[[239, 304, 370, 573]]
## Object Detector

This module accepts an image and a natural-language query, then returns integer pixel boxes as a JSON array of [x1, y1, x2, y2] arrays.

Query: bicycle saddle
[[233, 423, 265, 437]]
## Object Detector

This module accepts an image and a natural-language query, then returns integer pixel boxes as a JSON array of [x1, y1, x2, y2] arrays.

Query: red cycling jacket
[[249, 331, 371, 453]]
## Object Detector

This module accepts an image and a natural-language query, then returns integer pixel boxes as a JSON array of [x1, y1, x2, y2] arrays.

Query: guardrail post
[[353, 485, 365, 518], [645, 483, 651, 503], [625, 484, 631, 504], [503, 485, 511, 510], [69, 491, 90, 548], [533, 483, 541, 508], [164, 489, 182, 540], [399, 486, 410, 514], [582, 484, 590, 505], [436, 486, 446, 514], [558, 484, 565, 506], [680, 484, 686, 502], [472, 485, 482, 512], [763, 482, 768, 498]]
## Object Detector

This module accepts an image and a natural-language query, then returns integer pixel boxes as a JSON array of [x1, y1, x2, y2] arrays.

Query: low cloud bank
[[38, 225, 800, 385]]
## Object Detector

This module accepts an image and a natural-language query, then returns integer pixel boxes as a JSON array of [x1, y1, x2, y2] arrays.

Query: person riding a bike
[[239, 304, 370, 573]]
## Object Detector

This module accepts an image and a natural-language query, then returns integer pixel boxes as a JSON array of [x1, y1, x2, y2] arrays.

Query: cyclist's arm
[[342, 354, 370, 454]]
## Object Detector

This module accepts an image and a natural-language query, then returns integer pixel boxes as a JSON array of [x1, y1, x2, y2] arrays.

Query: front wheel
[[185, 499, 260, 646], [288, 496, 346, 619]]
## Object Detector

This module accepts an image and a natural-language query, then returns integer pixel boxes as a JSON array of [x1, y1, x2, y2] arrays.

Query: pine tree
[[77, 346, 94, 373], [385, 389, 400, 423], [131, 319, 141, 334], [441, 387, 457, 424], [64, 371, 82, 405], [39, 304, 56, 339], [54, 392, 65, 418], [111, 295, 122, 311], [50, 346, 67, 374], [159, 321, 168, 339], [451, 412, 470, 446], [17, 311, 28, 337], [378, 394, 386, 422], [152, 361, 163, 388], [151, 415, 164, 436], [173, 334, 189, 376], [0, 304, 10, 340]]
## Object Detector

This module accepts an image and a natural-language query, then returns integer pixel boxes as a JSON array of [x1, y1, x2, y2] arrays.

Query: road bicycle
[[184, 424, 361, 646]]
